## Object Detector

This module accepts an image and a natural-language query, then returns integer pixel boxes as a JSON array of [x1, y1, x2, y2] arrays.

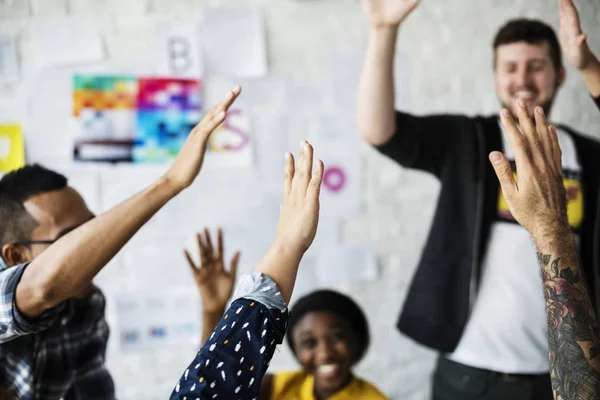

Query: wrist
[[579, 55, 600, 73], [202, 306, 226, 316], [531, 221, 572, 250]]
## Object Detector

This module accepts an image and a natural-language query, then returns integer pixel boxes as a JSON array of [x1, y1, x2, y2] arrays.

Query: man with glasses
[[0, 86, 241, 400]]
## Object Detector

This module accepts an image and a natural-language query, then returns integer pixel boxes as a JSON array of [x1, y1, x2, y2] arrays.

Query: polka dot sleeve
[[170, 274, 289, 400]]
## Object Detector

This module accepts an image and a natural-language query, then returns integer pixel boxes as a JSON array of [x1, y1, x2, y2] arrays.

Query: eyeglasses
[[11, 239, 58, 246]]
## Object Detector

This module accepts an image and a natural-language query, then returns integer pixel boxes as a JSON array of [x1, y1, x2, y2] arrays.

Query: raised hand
[[489, 100, 567, 241], [362, 0, 421, 29], [559, 0, 594, 70], [184, 228, 241, 313], [164, 86, 241, 192], [275, 141, 324, 253]]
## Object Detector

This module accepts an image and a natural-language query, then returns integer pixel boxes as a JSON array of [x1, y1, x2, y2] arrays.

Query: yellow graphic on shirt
[[497, 172, 583, 229]]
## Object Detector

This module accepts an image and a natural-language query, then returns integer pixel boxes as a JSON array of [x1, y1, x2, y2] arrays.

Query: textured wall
[[1, 0, 599, 399]]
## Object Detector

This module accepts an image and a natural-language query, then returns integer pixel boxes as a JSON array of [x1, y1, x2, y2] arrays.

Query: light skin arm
[[559, 0, 600, 97], [16, 87, 242, 320], [357, 0, 420, 146], [490, 101, 600, 400]]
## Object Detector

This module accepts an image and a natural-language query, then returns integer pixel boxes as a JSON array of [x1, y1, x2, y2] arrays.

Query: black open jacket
[[375, 110, 600, 353]]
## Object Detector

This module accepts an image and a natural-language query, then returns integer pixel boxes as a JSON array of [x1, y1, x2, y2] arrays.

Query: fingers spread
[[548, 126, 563, 172], [184, 249, 198, 270], [515, 99, 538, 146], [489, 151, 517, 200], [500, 109, 531, 172], [308, 159, 324, 201], [197, 232, 209, 268], [291, 141, 314, 197], [283, 152, 294, 198], [217, 227, 224, 264], [204, 228, 214, 256], [534, 107, 553, 166]]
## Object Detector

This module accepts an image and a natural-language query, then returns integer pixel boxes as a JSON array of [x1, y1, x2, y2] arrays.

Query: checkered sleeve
[[0, 263, 63, 343], [170, 272, 289, 400]]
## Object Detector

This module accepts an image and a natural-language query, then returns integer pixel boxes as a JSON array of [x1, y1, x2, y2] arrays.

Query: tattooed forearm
[[537, 250, 600, 400]]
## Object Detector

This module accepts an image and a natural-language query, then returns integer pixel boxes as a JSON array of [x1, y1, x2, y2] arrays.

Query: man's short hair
[[0, 164, 67, 246], [493, 18, 562, 71]]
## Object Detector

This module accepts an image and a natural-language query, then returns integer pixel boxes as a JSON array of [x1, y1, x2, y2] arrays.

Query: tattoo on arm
[[537, 251, 600, 399]]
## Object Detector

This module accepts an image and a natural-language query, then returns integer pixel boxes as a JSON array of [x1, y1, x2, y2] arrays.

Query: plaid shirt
[[0, 263, 115, 400]]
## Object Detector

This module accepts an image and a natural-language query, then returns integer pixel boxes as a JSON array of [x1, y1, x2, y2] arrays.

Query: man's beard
[[501, 96, 555, 118]]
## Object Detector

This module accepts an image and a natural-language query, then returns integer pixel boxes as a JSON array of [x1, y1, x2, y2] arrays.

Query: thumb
[[489, 151, 517, 199], [577, 33, 588, 46]]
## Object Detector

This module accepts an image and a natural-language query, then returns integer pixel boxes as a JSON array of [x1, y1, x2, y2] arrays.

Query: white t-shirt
[[447, 122, 584, 373]]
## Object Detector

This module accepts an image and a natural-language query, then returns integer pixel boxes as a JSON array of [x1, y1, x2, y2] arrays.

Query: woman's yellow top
[[271, 371, 389, 400]]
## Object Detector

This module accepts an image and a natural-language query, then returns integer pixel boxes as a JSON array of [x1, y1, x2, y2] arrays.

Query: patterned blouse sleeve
[[170, 272, 289, 400]]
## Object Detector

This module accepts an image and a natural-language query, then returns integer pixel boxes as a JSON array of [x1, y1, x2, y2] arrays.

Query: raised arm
[[171, 141, 324, 399], [16, 87, 241, 320], [184, 227, 240, 345], [490, 101, 600, 400], [559, 0, 600, 101], [357, 0, 420, 145]]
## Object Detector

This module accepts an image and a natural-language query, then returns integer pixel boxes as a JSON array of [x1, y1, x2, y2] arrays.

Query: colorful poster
[[72, 75, 202, 163], [133, 78, 202, 163], [73, 75, 138, 162], [0, 125, 25, 173]]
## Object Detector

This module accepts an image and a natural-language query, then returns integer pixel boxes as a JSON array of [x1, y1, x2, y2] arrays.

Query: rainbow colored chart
[[72, 75, 202, 163]]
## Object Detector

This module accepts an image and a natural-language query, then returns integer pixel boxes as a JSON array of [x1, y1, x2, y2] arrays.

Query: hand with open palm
[[559, 0, 594, 70], [362, 0, 421, 29], [184, 228, 241, 314]]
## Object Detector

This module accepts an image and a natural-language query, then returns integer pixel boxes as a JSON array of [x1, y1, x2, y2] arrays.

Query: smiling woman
[[261, 290, 388, 400]]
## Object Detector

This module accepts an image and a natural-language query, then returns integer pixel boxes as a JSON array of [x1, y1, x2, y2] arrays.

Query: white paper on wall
[[0, 0, 29, 19], [154, 22, 203, 79], [311, 137, 363, 220], [324, 48, 406, 113], [316, 244, 379, 286], [202, 77, 253, 168], [201, 8, 267, 78], [31, 15, 105, 69], [0, 34, 19, 84], [116, 289, 201, 351], [123, 244, 196, 293], [252, 112, 287, 196]]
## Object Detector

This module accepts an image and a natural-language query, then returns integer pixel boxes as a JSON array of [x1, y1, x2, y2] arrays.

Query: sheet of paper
[[0, 34, 19, 84], [154, 22, 203, 79], [0, 0, 29, 18], [116, 289, 200, 351], [31, 15, 105, 69], [123, 244, 197, 292], [324, 48, 406, 112], [202, 78, 253, 168], [252, 112, 287, 196], [201, 8, 267, 78], [237, 77, 287, 112], [316, 244, 379, 286], [311, 137, 363, 220], [0, 125, 25, 173]]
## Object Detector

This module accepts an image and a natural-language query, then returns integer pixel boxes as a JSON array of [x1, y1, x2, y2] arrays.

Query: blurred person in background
[[183, 228, 388, 400], [357, 0, 600, 398]]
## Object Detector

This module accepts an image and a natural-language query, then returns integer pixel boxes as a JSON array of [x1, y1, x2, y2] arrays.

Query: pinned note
[[0, 125, 25, 173]]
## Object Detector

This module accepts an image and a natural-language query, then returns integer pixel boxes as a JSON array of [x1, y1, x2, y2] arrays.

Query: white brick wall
[[1, 0, 599, 399]]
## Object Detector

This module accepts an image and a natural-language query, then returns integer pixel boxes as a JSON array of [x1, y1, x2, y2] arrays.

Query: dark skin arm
[[15, 87, 242, 319], [490, 101, 600, 399]]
